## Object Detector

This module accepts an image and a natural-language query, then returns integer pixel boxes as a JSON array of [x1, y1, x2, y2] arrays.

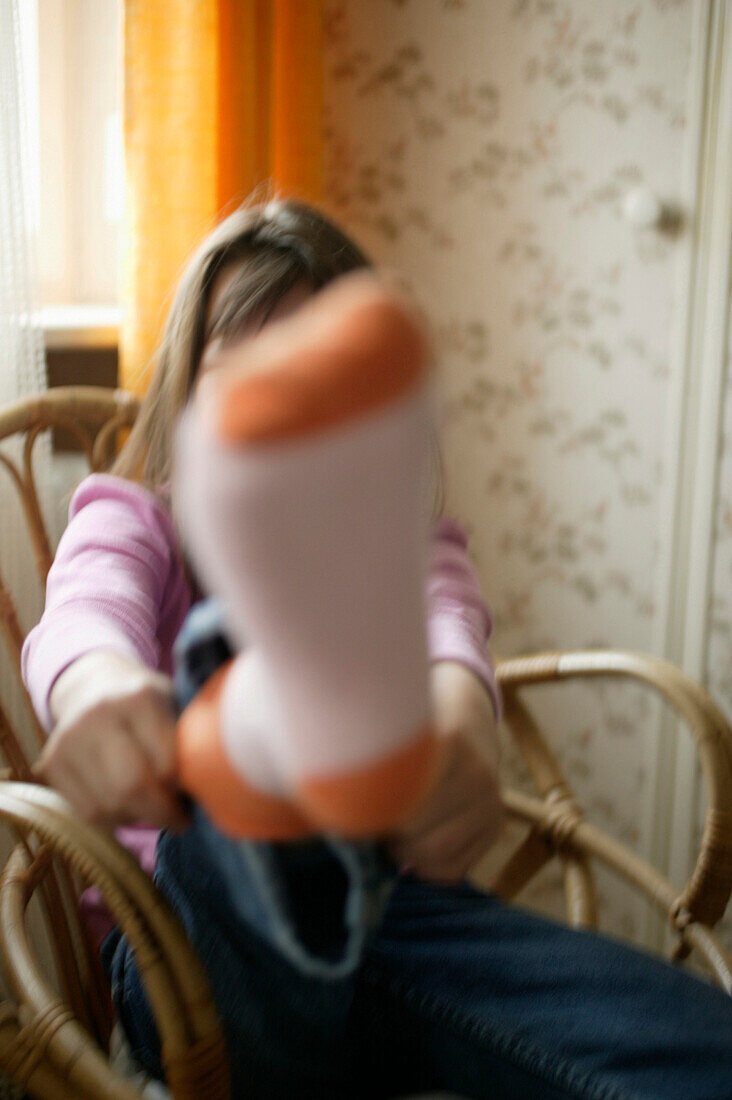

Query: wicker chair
[[0, 389, 229, 1099], [0, 387, 730, 1099]]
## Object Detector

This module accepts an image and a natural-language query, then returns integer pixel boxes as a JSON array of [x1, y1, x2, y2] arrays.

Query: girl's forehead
[[200, 275, 314, 377], [205, 264, 313, 335], [206, 263, 241, 327]]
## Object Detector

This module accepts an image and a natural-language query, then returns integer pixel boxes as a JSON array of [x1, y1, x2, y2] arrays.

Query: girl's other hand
[[35, 651, 188, 830], [388, 660, 501, 883]]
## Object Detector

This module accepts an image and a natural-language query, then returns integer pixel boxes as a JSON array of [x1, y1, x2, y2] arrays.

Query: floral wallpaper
[[322, 0, 701, 944]]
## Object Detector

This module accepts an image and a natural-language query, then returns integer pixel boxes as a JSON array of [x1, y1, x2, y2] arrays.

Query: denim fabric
[[170, 597, 397, 977], [353, 876, 732, 1100], [103, 818, 389, 1099], [102, 598, 732, 1097], [104, 835, 732, 1100], [184, 807, 395, 978], [172, 596, 235, 709]]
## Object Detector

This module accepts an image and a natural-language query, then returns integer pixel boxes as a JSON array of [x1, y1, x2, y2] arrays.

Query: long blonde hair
[[113, 198, 371, 487]]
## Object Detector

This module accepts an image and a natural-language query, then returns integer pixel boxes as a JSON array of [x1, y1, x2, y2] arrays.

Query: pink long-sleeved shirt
[[22, 473, 501, 929], [23, 474, 500, 728]]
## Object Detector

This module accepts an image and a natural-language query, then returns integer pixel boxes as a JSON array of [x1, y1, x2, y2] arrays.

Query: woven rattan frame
[[493, 654, 732, 990], [0, 783, 229, 1099], [0, 388, 229, 1098], [0, 386, 730, 1097]]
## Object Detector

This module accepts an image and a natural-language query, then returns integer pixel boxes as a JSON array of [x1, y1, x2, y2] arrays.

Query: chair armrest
[[0, 782, 229, 1099], [496, 649, 732, 931]]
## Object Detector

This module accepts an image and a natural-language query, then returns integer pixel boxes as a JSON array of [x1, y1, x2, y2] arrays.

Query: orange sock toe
[[199, 274, 429, 446]]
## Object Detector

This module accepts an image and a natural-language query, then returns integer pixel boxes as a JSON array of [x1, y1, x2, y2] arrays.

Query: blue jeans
[[167, 596, 397, 980], [104, 598, 732, 1097], [103, 818, 732, 1100]]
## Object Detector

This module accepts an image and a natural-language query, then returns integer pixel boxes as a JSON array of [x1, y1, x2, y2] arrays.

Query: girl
[[22, 199, 732, 1099]]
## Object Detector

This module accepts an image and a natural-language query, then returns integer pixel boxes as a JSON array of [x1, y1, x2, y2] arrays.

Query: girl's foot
[[175, 274, 439, 838]]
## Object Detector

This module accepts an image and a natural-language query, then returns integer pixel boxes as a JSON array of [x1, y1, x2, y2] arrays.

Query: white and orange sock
[[174, 275, 439, 838]]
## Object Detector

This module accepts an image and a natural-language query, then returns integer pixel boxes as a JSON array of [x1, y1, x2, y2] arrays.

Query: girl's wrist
[[429, 659, 501, 771], [49, 650, 167, 726]]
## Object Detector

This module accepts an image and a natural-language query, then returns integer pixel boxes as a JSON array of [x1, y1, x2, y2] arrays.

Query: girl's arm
[[23, 474, 190, 827], [388, 517, 502, 882], [22, 473, 189, 726], [427, 516, 502, 725]]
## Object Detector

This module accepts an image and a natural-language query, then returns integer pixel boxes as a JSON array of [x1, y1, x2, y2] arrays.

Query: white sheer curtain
[[0, 0, 46, 401], [0, 3, 57, 1052], [0, 0, 52, 748]]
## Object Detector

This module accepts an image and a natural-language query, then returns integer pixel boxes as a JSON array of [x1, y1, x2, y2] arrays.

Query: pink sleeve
[[21, 474, 189, 730], [427, 517, 502, 722]]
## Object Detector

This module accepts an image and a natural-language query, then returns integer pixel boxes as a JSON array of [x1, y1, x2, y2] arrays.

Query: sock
[[175, 274, 439, 838]]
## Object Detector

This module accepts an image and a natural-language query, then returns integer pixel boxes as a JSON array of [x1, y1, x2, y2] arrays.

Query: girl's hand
[[387, 660, 501, 883], [35, 651, 188, 830]]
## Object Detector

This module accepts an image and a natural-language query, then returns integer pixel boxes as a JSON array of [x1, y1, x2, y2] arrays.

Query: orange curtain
[[122, 0, 323, 394]]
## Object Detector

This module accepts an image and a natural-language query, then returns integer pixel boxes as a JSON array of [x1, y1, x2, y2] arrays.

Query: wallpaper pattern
[[322, 0, 714, 945]]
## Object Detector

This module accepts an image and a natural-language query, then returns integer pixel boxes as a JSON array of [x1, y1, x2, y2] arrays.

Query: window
[[21, 0, 123, 346]]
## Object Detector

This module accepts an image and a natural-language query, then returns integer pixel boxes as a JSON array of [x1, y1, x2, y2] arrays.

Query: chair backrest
[[0, 386, 140, 776], [0, 387, 230, 1098], [0, 386, 140, 1044]]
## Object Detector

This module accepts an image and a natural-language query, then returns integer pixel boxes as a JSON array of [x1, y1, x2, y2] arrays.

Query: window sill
[[42, 305, 121, 351]]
